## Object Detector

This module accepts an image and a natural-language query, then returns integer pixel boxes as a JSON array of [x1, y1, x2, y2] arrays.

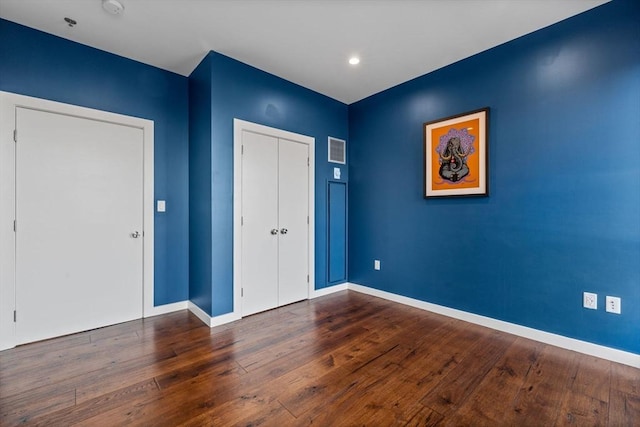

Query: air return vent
[[328, 137, 346, 164]]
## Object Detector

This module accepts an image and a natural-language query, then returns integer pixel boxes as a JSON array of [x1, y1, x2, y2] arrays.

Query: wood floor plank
[[442, 337, 545, 426], [610, 362, 640, 395], [177, 393, 296, 427], [420, 330, 517, 416], [555, 393, 608, 426], [0, 290, 637, 426], [0, 386, 76, 425], [27, 378, 160, 427], [608, 389, 640, 426], [506, 344, 578, 425]]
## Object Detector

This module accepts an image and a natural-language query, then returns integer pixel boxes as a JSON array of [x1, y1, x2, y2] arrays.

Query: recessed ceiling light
[[349, 57, 360, 65]]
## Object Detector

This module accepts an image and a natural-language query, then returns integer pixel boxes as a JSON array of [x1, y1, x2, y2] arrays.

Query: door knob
[[131, 231, 140, 238], [270, 229, 279, 235], [280, 228, 288, 234]]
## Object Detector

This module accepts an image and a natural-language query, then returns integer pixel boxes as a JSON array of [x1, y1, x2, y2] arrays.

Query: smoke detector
[[102, 0, 124, 15]]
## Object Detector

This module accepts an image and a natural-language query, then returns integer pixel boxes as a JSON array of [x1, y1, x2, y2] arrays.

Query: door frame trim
[[0, 91, 154, 350], [233, 119, 315, 318]]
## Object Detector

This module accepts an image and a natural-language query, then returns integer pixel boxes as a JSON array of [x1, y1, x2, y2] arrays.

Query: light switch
[[333, 167, 341, 180], [157, 200, 166, 212]]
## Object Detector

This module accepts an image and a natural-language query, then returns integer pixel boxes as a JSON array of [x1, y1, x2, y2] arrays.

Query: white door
[[15, 107, 144, 344], [241, 131, 309, 316], [241, 130, 279, 315], [278, 139, 309, 306]]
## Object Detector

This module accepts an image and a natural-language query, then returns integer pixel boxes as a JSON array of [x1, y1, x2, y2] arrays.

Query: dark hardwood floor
[[1, 290, 638, 426]]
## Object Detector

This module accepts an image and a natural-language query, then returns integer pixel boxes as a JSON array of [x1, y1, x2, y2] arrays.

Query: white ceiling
[[0, 0, 609, 104]]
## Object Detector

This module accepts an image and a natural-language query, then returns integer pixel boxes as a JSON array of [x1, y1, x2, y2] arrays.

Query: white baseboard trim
[[347, 282, 640, 368], [310, 283, 348, 299], [188, 301, 241, 328], [187, 284, 349, 328], [211, 311, 242, 327], [144, 301, 188, 318], [188, 301, 213, 326]]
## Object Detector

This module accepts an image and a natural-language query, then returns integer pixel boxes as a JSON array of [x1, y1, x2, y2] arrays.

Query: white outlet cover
[[583, 292, 597, 310], [374, 260, 380, 270], [606, 296, 621, 314]]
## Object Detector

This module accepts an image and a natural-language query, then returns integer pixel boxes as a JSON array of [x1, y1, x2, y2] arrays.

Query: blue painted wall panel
[[328, 181, 347, 283], [188, 57, 213, 314], [0, 19, 190, 305], [348, 0, 640, 353], [188, 52, 349, 316]]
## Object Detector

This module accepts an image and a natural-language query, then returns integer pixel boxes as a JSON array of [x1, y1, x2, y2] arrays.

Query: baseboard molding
[[310, 283, 348, 299], [347, 283, 639, 368], [144, 301, 188, 318], [188, 301, 241, 328], [188, 285, 349, 328]]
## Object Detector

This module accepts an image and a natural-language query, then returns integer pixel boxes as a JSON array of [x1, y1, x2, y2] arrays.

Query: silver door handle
[[131, 231, 140, 238], [270, 229, 279, 235], [280, 228, 288, 234]]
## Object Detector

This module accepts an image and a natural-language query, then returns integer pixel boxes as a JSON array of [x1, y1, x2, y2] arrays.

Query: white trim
[[188, 301, 213, 326], [310, 283, 348, 299], [188, 301, 241, 328], [233, 119, 315, 320], [210, 311, 242, 327], [0, 91, 154, 351], [145, 301, 188, 317], [346, 283, 640, 368]]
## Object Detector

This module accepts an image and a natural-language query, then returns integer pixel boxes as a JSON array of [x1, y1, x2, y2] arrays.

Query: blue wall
[[0, 19, 190, 306], [348, 0, 640, 354], [189, 52, 348, 316], [188, 58, 213, 314]]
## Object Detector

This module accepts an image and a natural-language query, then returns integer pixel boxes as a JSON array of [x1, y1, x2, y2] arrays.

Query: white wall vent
[[328, 137, 346, 164]]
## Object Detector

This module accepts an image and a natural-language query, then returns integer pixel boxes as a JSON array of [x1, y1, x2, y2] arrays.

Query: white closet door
[[15, 107, 144, 344], [241, 130, 279, 315], [278, 139, 309, 306]]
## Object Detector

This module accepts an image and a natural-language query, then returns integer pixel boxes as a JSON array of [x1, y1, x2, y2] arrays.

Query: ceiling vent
[[328, 137, 346, 164]]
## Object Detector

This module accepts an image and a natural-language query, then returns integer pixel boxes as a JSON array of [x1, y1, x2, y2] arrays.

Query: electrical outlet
[[583, 292, 597, 310], [606, 296, 621, 314], [374, 260, 380, 270]]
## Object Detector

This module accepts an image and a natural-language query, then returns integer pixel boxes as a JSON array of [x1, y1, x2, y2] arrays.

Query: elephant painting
[[438, 136, 469, 182], [436, 128, 475, 183]]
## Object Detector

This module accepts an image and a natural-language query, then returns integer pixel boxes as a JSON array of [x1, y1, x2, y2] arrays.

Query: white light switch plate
[[333, 167, 341, 179], [157, 200, 166, 212]]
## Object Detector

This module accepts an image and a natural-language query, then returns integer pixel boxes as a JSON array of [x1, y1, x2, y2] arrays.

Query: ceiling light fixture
[[349, 57, 360, 65], [102, 0, 125, 15]]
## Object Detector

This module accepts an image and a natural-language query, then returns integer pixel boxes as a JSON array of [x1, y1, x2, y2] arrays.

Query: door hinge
[[307, 216, 309, 225], [13, 310, 16, 322], [241, 145, 244, 155], [241, 288, 243, 297], [241, 216, 244, 226], [307, 157, 309, 166], [13, 220, 16, 232], [13, 129, 17, 143], [307, 274, 309, 283]]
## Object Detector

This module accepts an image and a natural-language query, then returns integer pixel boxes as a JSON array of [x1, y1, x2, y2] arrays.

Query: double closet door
[[241, 130, 309, 316]]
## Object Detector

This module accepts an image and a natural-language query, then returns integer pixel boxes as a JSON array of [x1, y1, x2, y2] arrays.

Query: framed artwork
[[423, 107, 489, 198]]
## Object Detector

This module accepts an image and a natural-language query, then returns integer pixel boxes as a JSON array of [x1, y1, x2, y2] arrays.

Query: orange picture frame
[[423, 108, 489, 198]]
